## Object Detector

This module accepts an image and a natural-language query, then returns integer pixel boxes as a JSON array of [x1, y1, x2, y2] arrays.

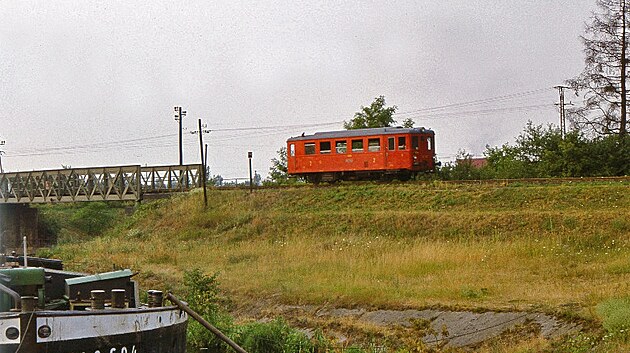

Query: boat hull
[[0, 306, 187, 353]]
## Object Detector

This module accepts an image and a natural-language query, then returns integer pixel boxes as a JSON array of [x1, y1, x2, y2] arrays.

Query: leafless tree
[[568, 0, 629, 137]]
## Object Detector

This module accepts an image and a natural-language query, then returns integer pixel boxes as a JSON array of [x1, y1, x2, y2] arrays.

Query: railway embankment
[[44, 180, 630, 351]]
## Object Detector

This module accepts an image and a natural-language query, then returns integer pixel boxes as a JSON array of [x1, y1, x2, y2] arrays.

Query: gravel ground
[[250, 304, 582, 348]]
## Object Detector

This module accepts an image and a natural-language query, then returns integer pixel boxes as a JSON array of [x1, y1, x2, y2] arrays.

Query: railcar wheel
[[397, 172, 412, 182], [307, 174, 322, 185]]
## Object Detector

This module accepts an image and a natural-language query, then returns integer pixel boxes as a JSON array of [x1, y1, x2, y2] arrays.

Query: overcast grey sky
[[0, 1, 595, 178]]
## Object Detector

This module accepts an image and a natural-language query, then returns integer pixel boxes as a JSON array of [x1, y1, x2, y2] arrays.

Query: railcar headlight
[[38, 325, 52, 338], [5, 327, 19, 340]]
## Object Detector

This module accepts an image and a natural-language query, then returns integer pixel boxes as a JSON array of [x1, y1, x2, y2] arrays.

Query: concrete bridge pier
[[0, 204, 39, 254]]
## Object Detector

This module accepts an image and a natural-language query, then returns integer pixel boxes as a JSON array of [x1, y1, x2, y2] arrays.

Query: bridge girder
[[0, 164, 203, 204]]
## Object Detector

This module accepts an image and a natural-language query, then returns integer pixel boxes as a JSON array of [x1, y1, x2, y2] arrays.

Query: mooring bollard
[[21, 296, 37, 312], [90, 290, 106, 310], [147, 290, 163, 307], [111, 289, 126, 309]]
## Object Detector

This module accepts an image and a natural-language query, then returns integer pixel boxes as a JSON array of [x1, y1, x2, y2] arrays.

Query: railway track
[[210, 175, 630, 191]]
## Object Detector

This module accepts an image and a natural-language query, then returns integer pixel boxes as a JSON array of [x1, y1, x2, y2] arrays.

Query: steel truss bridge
[[0, 164, 203, 204]]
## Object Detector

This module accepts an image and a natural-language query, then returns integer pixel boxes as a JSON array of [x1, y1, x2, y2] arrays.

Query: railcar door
[[288, 143, 296, 173], [385, 136, 395, 168], [412, 135, 420, 168]]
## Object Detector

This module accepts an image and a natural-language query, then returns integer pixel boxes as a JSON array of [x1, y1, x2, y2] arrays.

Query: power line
[[210, 121, 343, 132], [402, 103, 554, 120], [394, 88, 551, 116], [12, 133, 176, 154], [4, 87, 559, 160]]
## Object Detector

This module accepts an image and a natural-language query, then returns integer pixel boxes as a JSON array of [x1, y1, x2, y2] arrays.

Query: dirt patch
[[235, 303, 581, 349]]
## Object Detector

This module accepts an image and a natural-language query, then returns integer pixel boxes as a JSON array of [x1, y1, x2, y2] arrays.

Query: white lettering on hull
[[70, 344, 137, 353]]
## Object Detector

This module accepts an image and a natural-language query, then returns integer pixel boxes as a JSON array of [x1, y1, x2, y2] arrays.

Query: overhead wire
[[394, 87, 551, 116], [402, 103, 555, 120], [5, 87, 558, 159]]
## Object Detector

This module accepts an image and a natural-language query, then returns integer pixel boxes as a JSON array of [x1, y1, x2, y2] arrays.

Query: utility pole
[[192, 120, 210, 208], [174, 106, 187, 165], [248, 151, 253, 194], [0, 140, 5, 173], [204, 144, 208, 171], [554, 86, 571, 139]]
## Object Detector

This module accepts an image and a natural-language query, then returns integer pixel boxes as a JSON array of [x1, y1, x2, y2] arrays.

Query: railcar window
[[398, 137, 406, 150], [352, 139, 364, 152], [305, 143, 316, 155], [320, 141, 331, 154], [427, 137, 433, 150], [336, 140, 347, 153], [412, 136, 419, 150], [368, 138, 381, 152], [388, 137, 395, 150], [290, 144, 295, 156]]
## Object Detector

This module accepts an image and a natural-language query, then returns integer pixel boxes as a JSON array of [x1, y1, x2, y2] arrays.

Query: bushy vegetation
[[37, 201, 127, 244], [183, 269, 235, 351], [438, 122, 630, 180], [183, 268, 383, 353]]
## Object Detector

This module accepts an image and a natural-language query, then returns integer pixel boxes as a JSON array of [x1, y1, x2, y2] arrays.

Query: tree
[[402, 118, 415, 128], [482, 121, 630, 178], [208, 174, 224, 187], [253, 171, 262, 186], [267, 147, 288, 183], [436, 150, 485, 180], [568, 0, 629, 137], [343, 96, 398, 129]]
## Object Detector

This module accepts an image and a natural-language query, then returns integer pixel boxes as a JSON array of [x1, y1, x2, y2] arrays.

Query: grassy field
[[43, 181, 630, 351]]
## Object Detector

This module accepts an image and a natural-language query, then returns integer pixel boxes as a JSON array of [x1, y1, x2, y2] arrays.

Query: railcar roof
[[287, 127, 434, 141]]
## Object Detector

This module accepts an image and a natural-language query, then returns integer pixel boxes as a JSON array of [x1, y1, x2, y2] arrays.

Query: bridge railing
[[139, 165, 203, 194], [0, 164, 203, 204]]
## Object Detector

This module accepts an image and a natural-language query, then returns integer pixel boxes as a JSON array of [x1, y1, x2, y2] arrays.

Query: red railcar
[[287, 127, 435, 183]]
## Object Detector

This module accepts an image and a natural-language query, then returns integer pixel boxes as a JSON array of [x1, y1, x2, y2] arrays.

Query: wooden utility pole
[[554, 85, 570, 139], [174, 106, 187, 165], [198, 119, 208, 208], [248, 151, 253, 193], [204, 143, 208, 170], [0, 140, 5, 173]]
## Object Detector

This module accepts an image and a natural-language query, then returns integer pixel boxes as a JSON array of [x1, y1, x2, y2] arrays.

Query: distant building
[[456, 157, 487, 169]]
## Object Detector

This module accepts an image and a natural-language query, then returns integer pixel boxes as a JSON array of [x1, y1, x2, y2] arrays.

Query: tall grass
[[46, 182, 630, 350], [50, 183, 630, 305]]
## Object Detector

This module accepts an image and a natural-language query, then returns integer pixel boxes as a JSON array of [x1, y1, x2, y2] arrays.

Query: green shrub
[[69, 202, 119, 235], [597, 297, 630, 341], [36, 202, 125, 243], [183, 269, 235, 352], [238, 318, 312, 353]]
